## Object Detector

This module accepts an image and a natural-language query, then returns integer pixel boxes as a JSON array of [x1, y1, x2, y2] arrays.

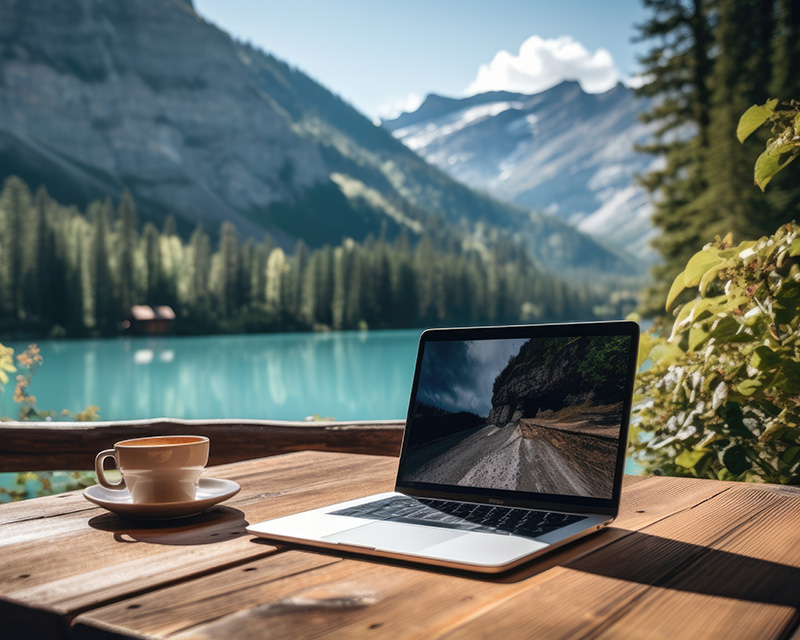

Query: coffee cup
[[94, 435, 210, 503]]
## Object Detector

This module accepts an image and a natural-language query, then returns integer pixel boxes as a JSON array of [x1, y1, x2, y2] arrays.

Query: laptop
[[247, 321, 640, 573]]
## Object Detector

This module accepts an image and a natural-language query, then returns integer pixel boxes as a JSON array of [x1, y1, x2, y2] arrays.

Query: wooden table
[[1, 451, 799, 639]]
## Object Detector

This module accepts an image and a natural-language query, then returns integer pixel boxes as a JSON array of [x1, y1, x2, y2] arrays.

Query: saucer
[[83, 477, 241, 520]]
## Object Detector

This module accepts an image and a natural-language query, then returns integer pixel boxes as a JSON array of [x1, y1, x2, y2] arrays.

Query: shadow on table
[[562, 530, 800, 608], [88, 506, 250, 545], [250, 526, 800, 608]]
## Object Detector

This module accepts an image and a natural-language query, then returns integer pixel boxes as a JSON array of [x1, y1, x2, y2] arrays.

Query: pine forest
[[0, 176, 625, 337]]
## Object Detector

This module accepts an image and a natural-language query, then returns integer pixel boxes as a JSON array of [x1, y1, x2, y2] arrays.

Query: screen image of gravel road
[[401, 335, 632, 499]]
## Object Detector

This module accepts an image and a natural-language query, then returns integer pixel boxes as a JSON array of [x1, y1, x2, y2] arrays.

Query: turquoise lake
[[1, 330, 421, 422]]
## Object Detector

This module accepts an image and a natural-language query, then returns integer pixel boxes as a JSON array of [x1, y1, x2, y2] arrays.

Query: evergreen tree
[[636, 0, 717, 313], [117, 189, 138, 315], [331, 246, 347, 330], [142, 223, 162, 304], [78, 218, 95, 330], [284, 240, 308, 319], [89, 200, 116, 333], [390, 242, 417, 328], [703, 0, 775, 241], [315, 245, 335, 327], [218, 222, 239, 317], [345, 247, 363, 328], [374, 245, 393, 327], [238, 237, 255, 310], [265, 247, 286, 317], [0, 176, 31, 318], [47, 202, 70, 330], [299, 252, 317, 326], [207, 252, 224, 319], [190, 225, 212, 313], [162, 214, 177, 237], [160, 233, 183, 307], [249, 241, 269, 307], [25, 186, 51, 319], [413, 236, 436, 323], [466, 253, 486, 323]]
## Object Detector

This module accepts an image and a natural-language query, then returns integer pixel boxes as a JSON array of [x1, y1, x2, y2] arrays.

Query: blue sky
[[194, 0, 648, 121]]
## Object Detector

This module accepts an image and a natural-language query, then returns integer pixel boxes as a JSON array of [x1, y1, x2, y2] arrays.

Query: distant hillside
[[0, 0, 634, 275], [383, 82, 659, 262]]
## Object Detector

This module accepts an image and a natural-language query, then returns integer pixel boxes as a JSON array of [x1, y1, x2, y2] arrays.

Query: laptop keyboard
[[331, 496, 586, 539]]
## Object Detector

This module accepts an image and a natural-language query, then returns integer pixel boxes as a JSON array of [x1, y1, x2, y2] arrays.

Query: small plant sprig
[[14, 344, 47, 420], [0, 342, 99, 422], [737, 98, 800, 191]]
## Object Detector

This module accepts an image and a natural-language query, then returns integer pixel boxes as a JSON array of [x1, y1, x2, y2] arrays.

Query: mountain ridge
[[382, 81, 659, 262], [0, 0, 634, 274]]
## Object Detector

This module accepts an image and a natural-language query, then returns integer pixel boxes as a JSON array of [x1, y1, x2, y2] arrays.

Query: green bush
[[630, 223, 800, 483]]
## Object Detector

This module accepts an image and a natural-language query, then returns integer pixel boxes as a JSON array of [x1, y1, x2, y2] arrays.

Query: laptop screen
[[396, 323, 638, 510]]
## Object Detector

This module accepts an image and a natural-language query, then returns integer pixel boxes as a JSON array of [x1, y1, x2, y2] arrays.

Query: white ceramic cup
[[94, 435, 210, 504]]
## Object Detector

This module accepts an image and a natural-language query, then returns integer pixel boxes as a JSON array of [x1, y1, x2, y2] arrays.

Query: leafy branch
[[737, 99, 800, 191]]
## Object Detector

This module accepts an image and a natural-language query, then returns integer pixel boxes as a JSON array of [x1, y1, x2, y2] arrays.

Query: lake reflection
[[1, 330, 421, 422]]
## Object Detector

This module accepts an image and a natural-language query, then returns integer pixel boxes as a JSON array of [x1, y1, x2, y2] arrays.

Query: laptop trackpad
[[323, 521, 466, 552]]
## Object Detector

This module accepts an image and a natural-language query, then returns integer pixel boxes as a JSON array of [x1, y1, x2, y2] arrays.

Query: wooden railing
[[0, 419, 406, 472]]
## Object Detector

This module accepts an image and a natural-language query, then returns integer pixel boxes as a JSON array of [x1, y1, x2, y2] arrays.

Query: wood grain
[[0, 419, 405, 471], [0, 452, 395, 631], [70, 474, 736, 639], [438, 484, 800, 639], [3, 451, 798, 640]]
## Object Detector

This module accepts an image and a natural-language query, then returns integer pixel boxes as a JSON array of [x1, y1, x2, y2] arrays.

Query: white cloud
[[625, 72, 654, 89], [375, 92, 424, 123], [466, 35, 621, 97]]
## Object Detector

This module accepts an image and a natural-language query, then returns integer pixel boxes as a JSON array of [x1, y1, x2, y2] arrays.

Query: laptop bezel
[[394, 321, 640, 517]]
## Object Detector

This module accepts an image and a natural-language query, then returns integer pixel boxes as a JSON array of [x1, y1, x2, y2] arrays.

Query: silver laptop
[[248, 321, 639, 573]]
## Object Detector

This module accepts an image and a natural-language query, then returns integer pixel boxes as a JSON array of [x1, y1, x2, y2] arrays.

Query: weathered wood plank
[[70, 475, 732, 639], [437, 484, 800, 639], [7, 451, 794, 640], [74, 552, 537, 640], [0, 452, 396, 635], [0, 419, 405, 471], [590, 484, 800, 639]]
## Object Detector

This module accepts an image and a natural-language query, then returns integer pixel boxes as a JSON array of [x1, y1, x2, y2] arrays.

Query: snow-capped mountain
[[0, 0, 633, 274], [383, 82, 659, 262]]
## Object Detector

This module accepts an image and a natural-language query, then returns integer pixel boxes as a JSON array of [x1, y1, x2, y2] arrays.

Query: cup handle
[[95, 449, 125, 490]]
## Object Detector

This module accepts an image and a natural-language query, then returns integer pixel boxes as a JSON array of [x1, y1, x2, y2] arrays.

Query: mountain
[[382, 82, 659, 262], [0, 0, 633, 275]]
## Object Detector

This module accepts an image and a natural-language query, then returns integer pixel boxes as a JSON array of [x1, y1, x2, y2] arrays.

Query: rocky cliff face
[[488, 337, 588, 428], [0, 0, 331, 239], [0, 0, 633, 274]]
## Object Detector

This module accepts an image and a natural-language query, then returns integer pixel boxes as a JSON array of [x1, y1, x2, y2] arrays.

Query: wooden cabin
[[126, 305, 176, 335]]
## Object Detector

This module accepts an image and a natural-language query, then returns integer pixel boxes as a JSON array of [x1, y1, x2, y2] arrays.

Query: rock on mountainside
[[0, 0, 634, 274], [383, 82, 660, 262], [488, 336, 587, 429], [487, 335, 628, 430]]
